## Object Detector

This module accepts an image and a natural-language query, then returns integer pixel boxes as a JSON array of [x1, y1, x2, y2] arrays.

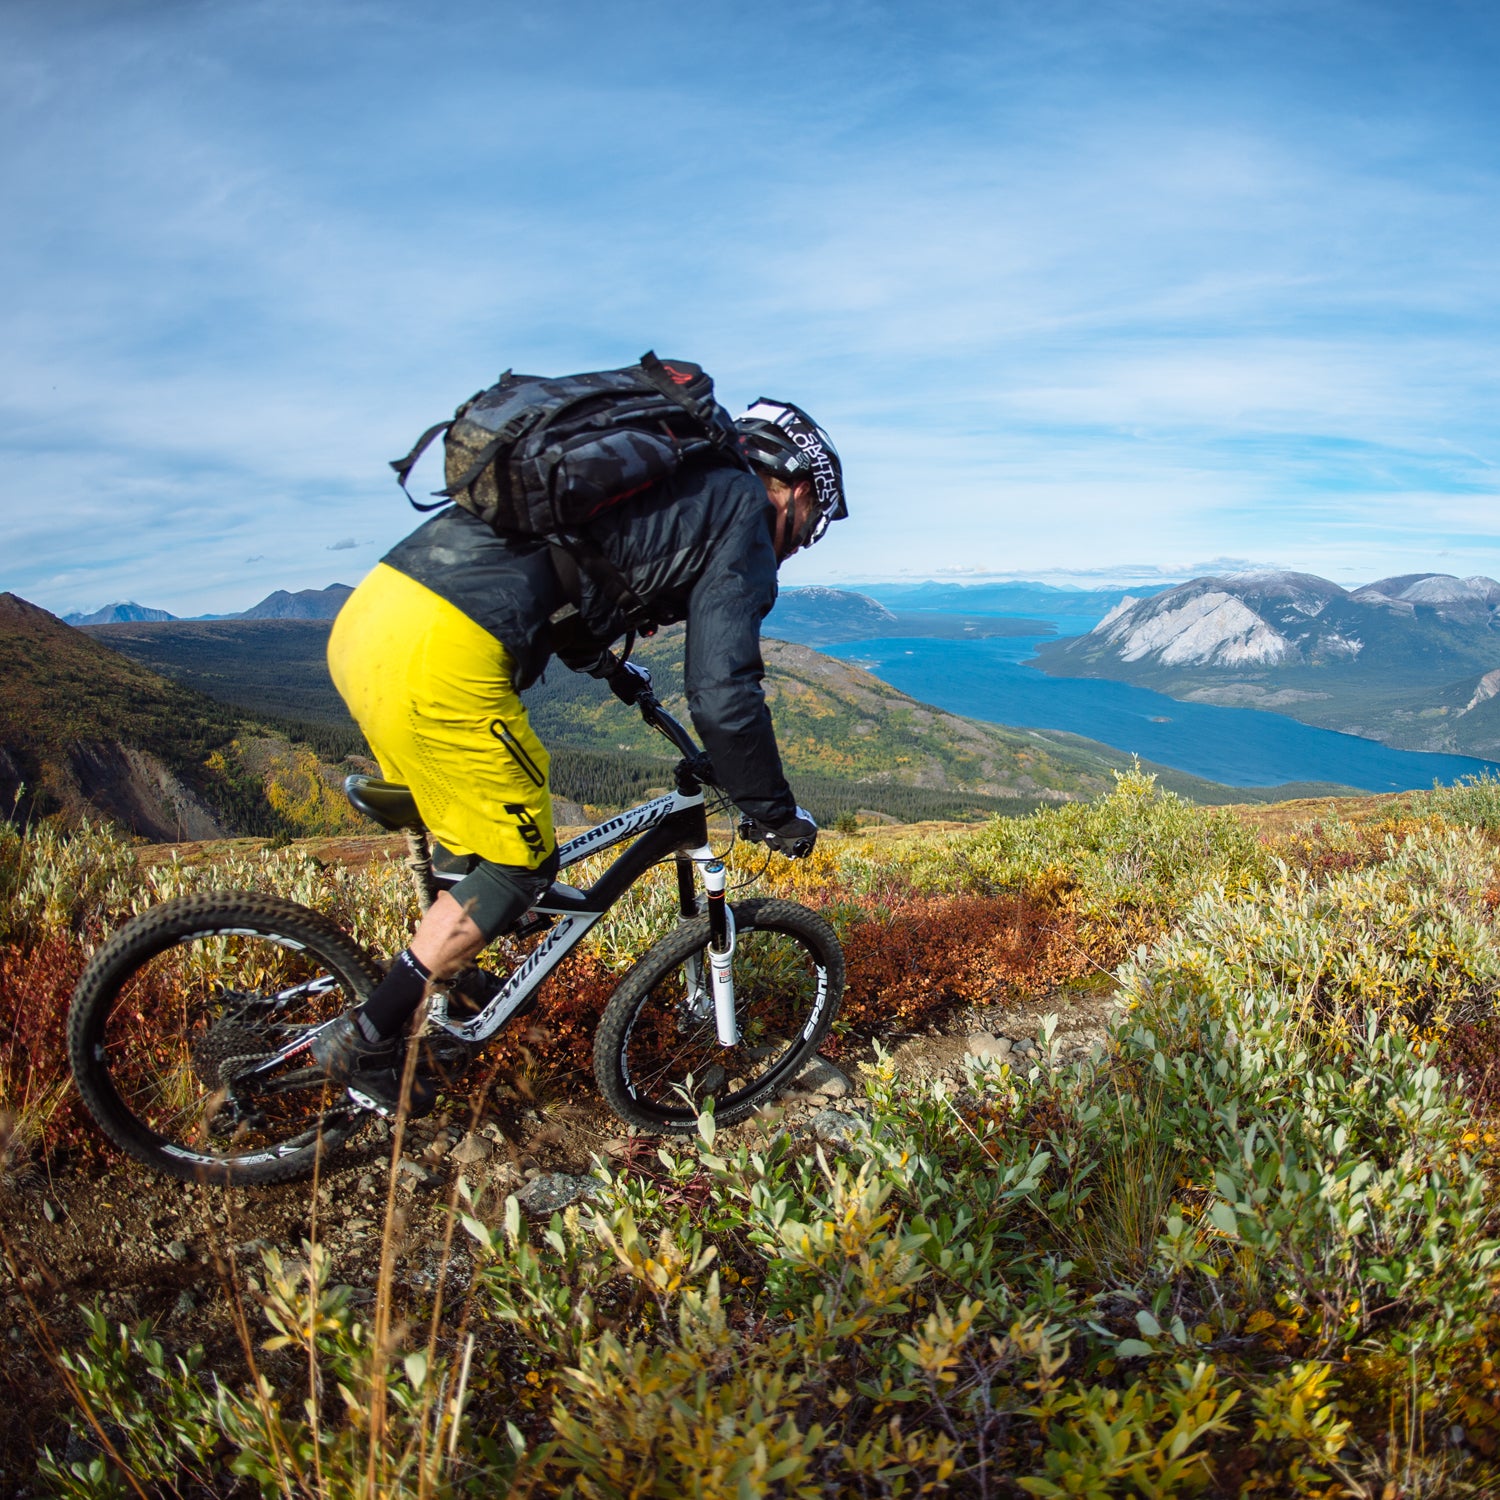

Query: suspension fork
[[686, 845, 738, 1046]]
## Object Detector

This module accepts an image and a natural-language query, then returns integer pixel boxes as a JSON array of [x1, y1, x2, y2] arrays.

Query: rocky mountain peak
[[1355, 573, 1500, 610], [63, 601, 177, 626]]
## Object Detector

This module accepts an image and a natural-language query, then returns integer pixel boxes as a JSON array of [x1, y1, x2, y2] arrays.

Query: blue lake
[[826, 625, 1500, 793]]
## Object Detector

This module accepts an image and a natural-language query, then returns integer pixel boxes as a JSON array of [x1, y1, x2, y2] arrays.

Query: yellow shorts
[[327, 563, 555, 869]]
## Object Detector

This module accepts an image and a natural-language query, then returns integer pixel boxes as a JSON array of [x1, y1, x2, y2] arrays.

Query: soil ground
[[0, 930, 1117, 1493]]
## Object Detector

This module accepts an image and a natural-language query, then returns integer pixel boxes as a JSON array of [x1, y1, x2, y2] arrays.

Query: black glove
[[739, 807, 819, 858], [606, 659, 653, 705]]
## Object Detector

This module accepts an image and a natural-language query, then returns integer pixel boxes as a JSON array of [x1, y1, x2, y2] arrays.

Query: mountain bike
[[67, 667, 845, 1186]]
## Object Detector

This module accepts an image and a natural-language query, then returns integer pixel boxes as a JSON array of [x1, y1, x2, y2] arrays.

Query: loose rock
[[795, 1056, 853, 1099], [397, 1158, 441, 1190], [449, 1132, 494, 1166], [806, 1108, 863, 1145], [486, 1161, 524, 1194], [515, 1173, 600, 1216], [964, 1033, 1013, 1062]]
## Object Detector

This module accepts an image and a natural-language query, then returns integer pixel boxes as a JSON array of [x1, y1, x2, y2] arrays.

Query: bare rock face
[[49, 741, 230, 842], [1097, 590, 1297, 669], [1463, 669, 1500, 716]]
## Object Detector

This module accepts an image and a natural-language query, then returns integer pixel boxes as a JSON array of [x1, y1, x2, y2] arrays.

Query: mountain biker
[[313, 398, 847, 1114]]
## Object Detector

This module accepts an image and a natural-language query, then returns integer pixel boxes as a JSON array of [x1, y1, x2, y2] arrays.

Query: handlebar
[[602, 656, 716, 785]]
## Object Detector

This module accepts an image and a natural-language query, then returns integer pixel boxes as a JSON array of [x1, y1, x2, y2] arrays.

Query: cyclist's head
[[735, 400, 846, 557]]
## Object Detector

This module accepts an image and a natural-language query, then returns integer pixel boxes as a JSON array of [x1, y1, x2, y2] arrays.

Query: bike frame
[[245, 681, 746, 1101], [431, 779, 739, 1046]]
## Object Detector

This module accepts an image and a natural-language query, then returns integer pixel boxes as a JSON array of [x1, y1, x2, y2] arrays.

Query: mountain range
[[0, 577, 1355, 840], [69, 582, 1052, 644], [64, 584, 353, 626], [7, 591, 1121, 840], [1034, 571, 1500, 757]]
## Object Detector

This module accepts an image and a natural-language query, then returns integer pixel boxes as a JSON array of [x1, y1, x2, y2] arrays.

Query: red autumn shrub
[[840, 892, 1091, 1028], [0, 933, 93, 1159], [1437, 1019, 1500, 1116]]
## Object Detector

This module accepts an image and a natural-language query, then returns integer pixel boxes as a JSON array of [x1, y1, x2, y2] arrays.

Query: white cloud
[[4, 0, 1500, 613]]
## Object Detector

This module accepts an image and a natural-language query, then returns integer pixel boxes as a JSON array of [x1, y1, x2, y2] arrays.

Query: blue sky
[[3, 0, 1499, 616]]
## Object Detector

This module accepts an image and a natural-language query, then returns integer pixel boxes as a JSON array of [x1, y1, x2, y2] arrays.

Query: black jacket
[[381, 461, 797, 826]]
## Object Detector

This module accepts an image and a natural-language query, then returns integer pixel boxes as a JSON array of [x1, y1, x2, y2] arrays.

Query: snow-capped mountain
[[1034, 571, 1500, 758], [1067, 571, 1498, 673]]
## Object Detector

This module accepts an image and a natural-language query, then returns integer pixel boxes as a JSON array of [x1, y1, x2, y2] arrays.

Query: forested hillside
[[86, 608, 1363, 825], [0, 596, 366, 840]]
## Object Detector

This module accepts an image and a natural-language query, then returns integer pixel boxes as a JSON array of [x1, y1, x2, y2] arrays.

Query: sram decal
[[557, 794, 679, 867], [800, 966, 831, 1040], [187, 929, 306, 950]]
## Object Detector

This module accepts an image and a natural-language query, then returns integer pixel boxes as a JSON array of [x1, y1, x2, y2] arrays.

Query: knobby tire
[[68, 891, 382, 1186], [593, 897, 845, 1132]]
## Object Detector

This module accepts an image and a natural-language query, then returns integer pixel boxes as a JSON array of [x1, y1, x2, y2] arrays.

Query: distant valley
[[14, 582, 1326, 842], [2, 589, 1156, 842], [1034, 570, 1500, 758]]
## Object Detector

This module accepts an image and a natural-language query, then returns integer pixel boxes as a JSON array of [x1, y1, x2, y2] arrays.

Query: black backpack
[[390, 351, 745, 539]]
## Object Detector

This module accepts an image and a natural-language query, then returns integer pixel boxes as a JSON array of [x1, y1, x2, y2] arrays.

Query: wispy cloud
[[3, 0, 1499, 613]]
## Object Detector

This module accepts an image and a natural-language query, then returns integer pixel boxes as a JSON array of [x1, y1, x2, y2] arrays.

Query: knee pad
[[449, 846, 560, 940]]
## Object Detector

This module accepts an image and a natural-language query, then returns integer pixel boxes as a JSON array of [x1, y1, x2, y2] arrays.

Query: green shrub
[[23, 787, 1500, 1495]]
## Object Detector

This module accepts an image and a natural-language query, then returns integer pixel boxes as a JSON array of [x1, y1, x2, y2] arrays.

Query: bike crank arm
[[693, 851, 739, 1046]]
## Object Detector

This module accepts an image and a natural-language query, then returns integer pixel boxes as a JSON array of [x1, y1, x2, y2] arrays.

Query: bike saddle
[[343, 775, 424, 832]]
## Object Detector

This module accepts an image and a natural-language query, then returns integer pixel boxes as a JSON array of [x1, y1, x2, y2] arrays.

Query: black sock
[[357, 948, 433, 1039]]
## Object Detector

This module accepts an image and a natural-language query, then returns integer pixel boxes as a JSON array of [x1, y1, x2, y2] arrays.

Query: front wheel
[[594, 898, 845, 1133], [68, 892, 382, 1185]]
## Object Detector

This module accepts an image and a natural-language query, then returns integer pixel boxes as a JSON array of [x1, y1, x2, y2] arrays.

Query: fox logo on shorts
[[503, 802, 548, 856]]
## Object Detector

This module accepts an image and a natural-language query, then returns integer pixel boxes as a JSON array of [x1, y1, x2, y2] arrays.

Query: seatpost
[[402, 829, 439, 910]]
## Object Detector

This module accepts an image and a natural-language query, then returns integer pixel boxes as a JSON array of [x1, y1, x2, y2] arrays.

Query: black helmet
[[735, 400, 847, 547]]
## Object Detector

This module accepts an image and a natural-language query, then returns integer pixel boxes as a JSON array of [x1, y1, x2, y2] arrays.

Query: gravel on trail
[[1, 985, 1119, 1492]]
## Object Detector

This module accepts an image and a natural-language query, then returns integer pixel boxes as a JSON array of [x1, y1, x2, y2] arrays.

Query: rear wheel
[[594, 898, 844, 1133], [68, 892, 382, 1185]]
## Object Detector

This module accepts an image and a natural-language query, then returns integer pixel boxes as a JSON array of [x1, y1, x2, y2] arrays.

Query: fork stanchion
[[695, 854, 739, 1047]]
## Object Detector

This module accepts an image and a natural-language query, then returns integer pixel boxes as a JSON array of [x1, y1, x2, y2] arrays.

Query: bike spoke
[[618, 924, 824, 1119], [98, 933, 354, 1164]]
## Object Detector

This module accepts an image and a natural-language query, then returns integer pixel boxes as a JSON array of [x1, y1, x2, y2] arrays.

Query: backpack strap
[[637, 351, 742, 460], [389, 375, 518, 511], [389, 421, 456, 511], [548, 535, 657, 635]]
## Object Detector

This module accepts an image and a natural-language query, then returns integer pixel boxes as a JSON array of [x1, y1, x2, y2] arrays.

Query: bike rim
[[618, 922, 831, 1124], [89, 927, 360, 1170]]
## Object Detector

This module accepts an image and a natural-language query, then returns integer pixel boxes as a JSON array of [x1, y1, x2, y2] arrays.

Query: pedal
[[346, 1085, 395, 1119]]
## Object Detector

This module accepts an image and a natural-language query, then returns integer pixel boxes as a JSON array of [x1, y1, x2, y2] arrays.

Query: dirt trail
[[0, 979, 1118, 1489]]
